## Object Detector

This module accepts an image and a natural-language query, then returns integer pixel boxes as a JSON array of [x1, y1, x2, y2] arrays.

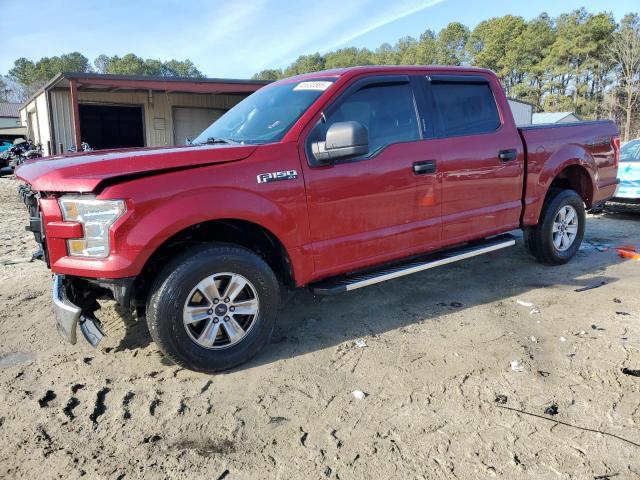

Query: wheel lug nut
[[213, 317, 219, 323], [213, 299, 219, 304], [229, 306, 235, 312], [224, 316, 230, 321], [224, 298, 230, 303], [207, 309, 213, 315]]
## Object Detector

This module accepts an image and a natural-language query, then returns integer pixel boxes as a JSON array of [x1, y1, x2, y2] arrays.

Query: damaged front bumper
[[52, 274, 82, 344], [52, 274, 135, 347]]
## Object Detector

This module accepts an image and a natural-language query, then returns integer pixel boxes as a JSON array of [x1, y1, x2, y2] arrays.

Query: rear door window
[[430, 81, 501, 137]]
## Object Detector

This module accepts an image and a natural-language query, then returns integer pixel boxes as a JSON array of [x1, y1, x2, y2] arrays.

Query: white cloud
[[251, 0, 448, 70], [326, 0, 447, 50], [178, 0, 449, 75]]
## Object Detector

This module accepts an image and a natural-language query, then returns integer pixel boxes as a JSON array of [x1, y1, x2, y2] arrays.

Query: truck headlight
[[58, 196, 126, 258]]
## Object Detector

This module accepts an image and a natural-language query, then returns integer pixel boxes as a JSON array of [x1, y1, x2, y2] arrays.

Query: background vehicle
[[0, 140, 12, 153], [611, 139, 640, 203], [0, 139, 42, 176], [15, 66, 619, 373]]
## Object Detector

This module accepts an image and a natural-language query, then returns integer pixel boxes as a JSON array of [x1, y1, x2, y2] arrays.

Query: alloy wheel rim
[[552, 205, 579, 252], [183, 272, 259, 349]]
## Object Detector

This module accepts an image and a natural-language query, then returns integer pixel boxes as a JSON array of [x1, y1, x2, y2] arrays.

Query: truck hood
[[15, 144, 257, 192]]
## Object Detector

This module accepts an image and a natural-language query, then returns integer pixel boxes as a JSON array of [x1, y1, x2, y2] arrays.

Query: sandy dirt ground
[[0, 175, 639, 479]]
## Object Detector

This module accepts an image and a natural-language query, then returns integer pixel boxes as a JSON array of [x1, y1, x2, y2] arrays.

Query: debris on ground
[[269, 416, 289, 425], [437, 301, 465, 308], [516, 300, 534, 308], [559, 337, 567, 342], [510, 360, 525, 372], [592, 324, 605, 330], [530, 336, 538, 343], [613, 298, 622, 303], [352, 390, 367, 400], [593, 473, 619, 480], [494, 394, 508, 405], [544, 404, 559, 416], [530, 308, 540, 315], [616, 311, 631, 316], [353, 338, 367, 348], [575, 281, 606, 292], [538, 371, 551, 377], [580, 241, 611, 252], [616, 245, 640, 261], [621, 368, 640, 378]]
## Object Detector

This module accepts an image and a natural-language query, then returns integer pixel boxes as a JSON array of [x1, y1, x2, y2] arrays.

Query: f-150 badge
[[257, 170, 298, 184]]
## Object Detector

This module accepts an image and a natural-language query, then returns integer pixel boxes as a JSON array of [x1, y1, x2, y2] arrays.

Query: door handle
[[413, 160, 436, 175], [499, 149, 517, 162]]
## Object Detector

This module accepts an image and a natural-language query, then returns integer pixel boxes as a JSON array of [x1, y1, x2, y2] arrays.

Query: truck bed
[[518, 120, 619, 226]]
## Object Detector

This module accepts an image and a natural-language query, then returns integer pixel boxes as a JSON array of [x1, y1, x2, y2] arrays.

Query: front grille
[[18, 183, 49, 264]]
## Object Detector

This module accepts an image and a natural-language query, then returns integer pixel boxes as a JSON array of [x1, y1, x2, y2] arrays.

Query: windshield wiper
[[195, 137, 238, 145]]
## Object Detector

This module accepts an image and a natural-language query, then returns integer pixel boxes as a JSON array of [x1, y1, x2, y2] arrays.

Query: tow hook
[[79, 316, 105, 347]]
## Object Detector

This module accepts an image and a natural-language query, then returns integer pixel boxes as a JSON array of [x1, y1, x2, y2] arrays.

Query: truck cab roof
[[283, 65, 498, 82]]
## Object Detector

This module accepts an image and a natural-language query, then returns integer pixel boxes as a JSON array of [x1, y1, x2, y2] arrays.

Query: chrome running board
[[311, 234, 516, 295]]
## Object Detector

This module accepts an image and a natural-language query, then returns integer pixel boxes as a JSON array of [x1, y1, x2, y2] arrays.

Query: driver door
[[300, 75, 442, 278]]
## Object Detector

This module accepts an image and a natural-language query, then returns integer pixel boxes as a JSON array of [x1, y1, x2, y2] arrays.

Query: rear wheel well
[[548, 165, 594, 207], [133, 220, 294, 308]]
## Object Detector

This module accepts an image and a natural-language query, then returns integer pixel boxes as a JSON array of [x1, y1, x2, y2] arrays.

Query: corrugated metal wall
[[508, 99, 533, 126], [50, 89, 74, 153], [48, 88, 246, 152], [20, 92, 54, 155], [35, 94, 51, 153]]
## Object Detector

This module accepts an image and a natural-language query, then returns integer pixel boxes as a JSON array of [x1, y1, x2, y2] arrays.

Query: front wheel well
[[548, 165, 594, 208], [133, 220, 294, 308]]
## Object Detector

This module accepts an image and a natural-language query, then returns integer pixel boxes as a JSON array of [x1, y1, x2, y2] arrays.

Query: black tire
[[524, 189, 585, 265], [146, 243, 280, 373]]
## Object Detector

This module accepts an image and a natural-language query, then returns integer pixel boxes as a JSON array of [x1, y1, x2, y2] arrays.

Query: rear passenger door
[[420, 75, 524, 243]]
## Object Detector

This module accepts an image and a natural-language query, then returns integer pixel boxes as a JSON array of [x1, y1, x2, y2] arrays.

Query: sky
[[1, 0, 638, 79]]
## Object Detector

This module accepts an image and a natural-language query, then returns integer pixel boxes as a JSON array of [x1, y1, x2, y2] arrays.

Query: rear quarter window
[[431, 82, 501, 137]]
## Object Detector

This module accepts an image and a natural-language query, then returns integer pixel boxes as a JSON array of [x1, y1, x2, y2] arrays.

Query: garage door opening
[[79, 104, 144, 150], [173, 107, 226, 145]]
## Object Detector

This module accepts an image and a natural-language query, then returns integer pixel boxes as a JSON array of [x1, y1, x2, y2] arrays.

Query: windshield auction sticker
[[293, 81, 333, 91]]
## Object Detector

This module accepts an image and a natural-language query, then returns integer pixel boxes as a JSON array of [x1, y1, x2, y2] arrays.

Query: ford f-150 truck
[[16, 66, 620, 373]]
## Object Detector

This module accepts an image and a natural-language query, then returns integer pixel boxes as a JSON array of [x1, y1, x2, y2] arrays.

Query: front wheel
[[524, 189, 585, 265], [146, 244, 280, 373]]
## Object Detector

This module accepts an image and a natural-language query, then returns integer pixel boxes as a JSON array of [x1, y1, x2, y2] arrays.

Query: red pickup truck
[[16, 66, 619, 373]]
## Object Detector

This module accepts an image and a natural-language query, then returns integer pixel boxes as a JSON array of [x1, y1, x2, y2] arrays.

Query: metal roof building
[[0, 102, 27, 138], [19, 73, 270, 155], [532, 112, 581, 124]]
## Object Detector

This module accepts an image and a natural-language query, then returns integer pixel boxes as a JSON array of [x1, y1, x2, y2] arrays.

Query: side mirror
[[312, 121, 368, 164]]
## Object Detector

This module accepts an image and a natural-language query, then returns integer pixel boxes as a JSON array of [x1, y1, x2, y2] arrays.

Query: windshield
[[621, 140, 640, 162], [192, 79, 336, 145]]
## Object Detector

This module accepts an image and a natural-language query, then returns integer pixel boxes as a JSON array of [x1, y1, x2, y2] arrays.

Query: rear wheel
[[524, 189, 585, 265], [146, 244, 280, 373]]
